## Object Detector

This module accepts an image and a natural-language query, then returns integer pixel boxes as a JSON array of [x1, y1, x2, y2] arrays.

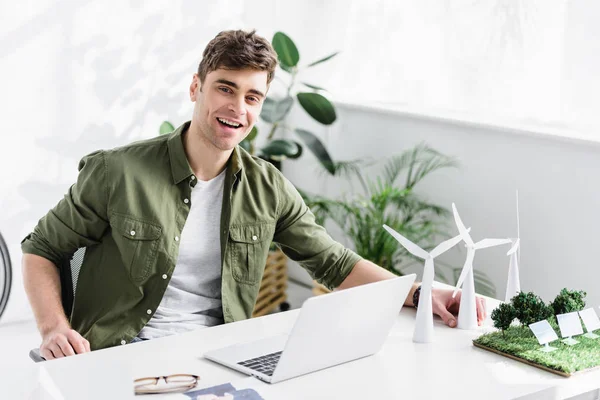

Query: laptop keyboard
[[237, 351, 282, 376]]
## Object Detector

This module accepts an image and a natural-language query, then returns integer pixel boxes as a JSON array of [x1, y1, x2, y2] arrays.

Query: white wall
[[283, 102, 600, 307]]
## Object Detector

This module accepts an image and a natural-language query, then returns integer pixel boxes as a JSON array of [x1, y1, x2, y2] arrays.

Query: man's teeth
[[217, 118, 241, 127]]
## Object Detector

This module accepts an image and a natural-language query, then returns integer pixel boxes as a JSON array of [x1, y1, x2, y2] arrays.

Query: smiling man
[[21, 30, 486, 360]]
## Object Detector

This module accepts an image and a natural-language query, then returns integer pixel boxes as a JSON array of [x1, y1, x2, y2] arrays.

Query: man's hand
[[431, 287, 487, 328], [40, 323, 91, 360]]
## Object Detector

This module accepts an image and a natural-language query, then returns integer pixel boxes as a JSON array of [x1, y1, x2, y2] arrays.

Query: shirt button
[[190, 176, 195, 181], [120, 340, 127, 345], [147, 309, 152, 315], [175, 236, 180, 242], [252, 235, 258, 241], [162, 274, 168, 279], [130, 230, 136, 236], [183, 198, 189, 204]]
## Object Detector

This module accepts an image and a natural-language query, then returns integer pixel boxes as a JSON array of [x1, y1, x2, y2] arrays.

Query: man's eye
[[247, 96, 259, 103], [219, 87, 232, 93]]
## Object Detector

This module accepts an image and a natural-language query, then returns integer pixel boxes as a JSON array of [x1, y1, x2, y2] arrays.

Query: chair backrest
[[60, 247, 86, 317], [0, 231, 12, 321], [28, 247, 86, 363]]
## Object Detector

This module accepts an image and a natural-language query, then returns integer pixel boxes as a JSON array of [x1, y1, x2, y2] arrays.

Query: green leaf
[[247, 126, 258, 141], [239, 127, 258, 154], [239, 139, 251, 152], [279, 64, 293, 73], [272, 32, 299, 69], [382, 143, 459, 188], [296, 92, 337, 125], [260, 139, 301, 159], [295, 128, 335, 174], [302, 82, 326, 91], [474, 270, 497, 298], [159, 121, 175, 135], [260, 96, 294, 123], [307, 51, 339, 67]]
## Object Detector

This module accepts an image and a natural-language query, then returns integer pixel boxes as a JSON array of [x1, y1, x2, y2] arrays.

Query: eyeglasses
[[134, 374, 199, 395]]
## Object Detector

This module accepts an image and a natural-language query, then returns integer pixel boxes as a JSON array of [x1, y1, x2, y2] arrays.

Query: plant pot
[[252, 248, 289, 317], [312, 280, 330, 296]]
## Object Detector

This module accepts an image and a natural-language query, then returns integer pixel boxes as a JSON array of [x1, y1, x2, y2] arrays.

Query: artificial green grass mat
[[473, 324, 600, 375]]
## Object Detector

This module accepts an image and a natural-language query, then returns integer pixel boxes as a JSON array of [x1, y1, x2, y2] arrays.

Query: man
[[22, 30, 486, 360]]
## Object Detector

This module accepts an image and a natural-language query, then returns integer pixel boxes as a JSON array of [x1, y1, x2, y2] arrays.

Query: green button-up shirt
[[21, 121, 362, 350]]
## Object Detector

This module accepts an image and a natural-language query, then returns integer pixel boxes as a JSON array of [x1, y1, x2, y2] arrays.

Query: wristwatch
[[412, 285, 422, 308]]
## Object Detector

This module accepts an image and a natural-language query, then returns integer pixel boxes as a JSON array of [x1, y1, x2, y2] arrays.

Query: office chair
[[29, 248, 86, 362], [0, 231, 12, 322]]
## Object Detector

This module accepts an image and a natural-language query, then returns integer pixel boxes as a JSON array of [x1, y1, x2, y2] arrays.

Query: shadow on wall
[[4, 1, 222, 235], [1, 0, 249, 321]]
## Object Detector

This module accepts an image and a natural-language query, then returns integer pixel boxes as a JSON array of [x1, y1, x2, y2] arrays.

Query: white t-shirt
[[138, 169, 226, 339]]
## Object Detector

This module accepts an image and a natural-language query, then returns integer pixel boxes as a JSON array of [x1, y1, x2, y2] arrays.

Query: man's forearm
[[22, 254, 70, 335], [336, 259, 419, 307]]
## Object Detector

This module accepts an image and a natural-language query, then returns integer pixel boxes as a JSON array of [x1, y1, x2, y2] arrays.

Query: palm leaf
[[382, 144, 458, 189], [318, 159, 371, 193]]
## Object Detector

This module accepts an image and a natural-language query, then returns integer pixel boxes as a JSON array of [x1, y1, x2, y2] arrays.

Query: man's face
[[190, 68, 268, 152]]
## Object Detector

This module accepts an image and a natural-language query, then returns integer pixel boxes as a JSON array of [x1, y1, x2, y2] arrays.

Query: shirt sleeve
[[273, 173, 362, 290], [21, 150, 110, 267]]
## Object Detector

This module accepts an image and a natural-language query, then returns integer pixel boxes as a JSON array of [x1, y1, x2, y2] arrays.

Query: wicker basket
[[251, 249, 289, 317], [312, 280, 331, 296]]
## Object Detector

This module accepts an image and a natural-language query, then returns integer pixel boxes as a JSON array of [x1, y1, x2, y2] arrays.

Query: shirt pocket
[[110, 214, 162, 283], [229, 222, 276, 284]]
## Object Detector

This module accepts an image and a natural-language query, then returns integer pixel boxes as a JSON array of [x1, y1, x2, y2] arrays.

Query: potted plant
[[302, 144, 496, 297], [239, 31, 339, 173]]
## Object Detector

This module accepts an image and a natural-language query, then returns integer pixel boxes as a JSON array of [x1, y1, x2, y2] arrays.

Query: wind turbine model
[[383, 224, 467, 343], [505, 191, 521, 303], [452, 203, 511, 330]]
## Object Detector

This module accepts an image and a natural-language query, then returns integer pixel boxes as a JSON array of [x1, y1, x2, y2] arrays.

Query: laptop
[[204, 274, 416, 383]]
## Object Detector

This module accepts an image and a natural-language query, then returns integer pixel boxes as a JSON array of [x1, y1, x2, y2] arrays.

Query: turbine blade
[[452, 203, 475, 247], [507, 238, 520, 255], [516, 190, 520, 239], [453, 249, 475, 297], [383, 225, 429, 259], [430, 230, 468, 258], [516, 190, 521, 264], [475, 238, 512, 250]]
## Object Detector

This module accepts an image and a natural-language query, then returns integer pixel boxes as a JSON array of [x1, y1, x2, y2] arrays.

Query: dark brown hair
[[198, 30, 278, 85]]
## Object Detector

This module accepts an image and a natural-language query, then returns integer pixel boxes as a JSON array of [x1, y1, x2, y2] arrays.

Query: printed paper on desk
[[579, 308, 600, 333], [181, 381, 264, 400], [528, 320, 558, 345], [557, 312, 584, 338]]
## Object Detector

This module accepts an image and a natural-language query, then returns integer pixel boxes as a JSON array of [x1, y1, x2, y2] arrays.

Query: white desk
[[8, 295, 600, 400]]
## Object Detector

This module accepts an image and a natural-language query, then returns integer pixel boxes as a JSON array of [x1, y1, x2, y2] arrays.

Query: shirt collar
[[167, 120, 244, 185]]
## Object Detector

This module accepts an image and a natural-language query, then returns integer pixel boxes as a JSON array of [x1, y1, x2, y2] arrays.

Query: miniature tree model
[[551, 288, 587, 315], [491, 303, 517, 337], [511, 291, 553, 326]]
